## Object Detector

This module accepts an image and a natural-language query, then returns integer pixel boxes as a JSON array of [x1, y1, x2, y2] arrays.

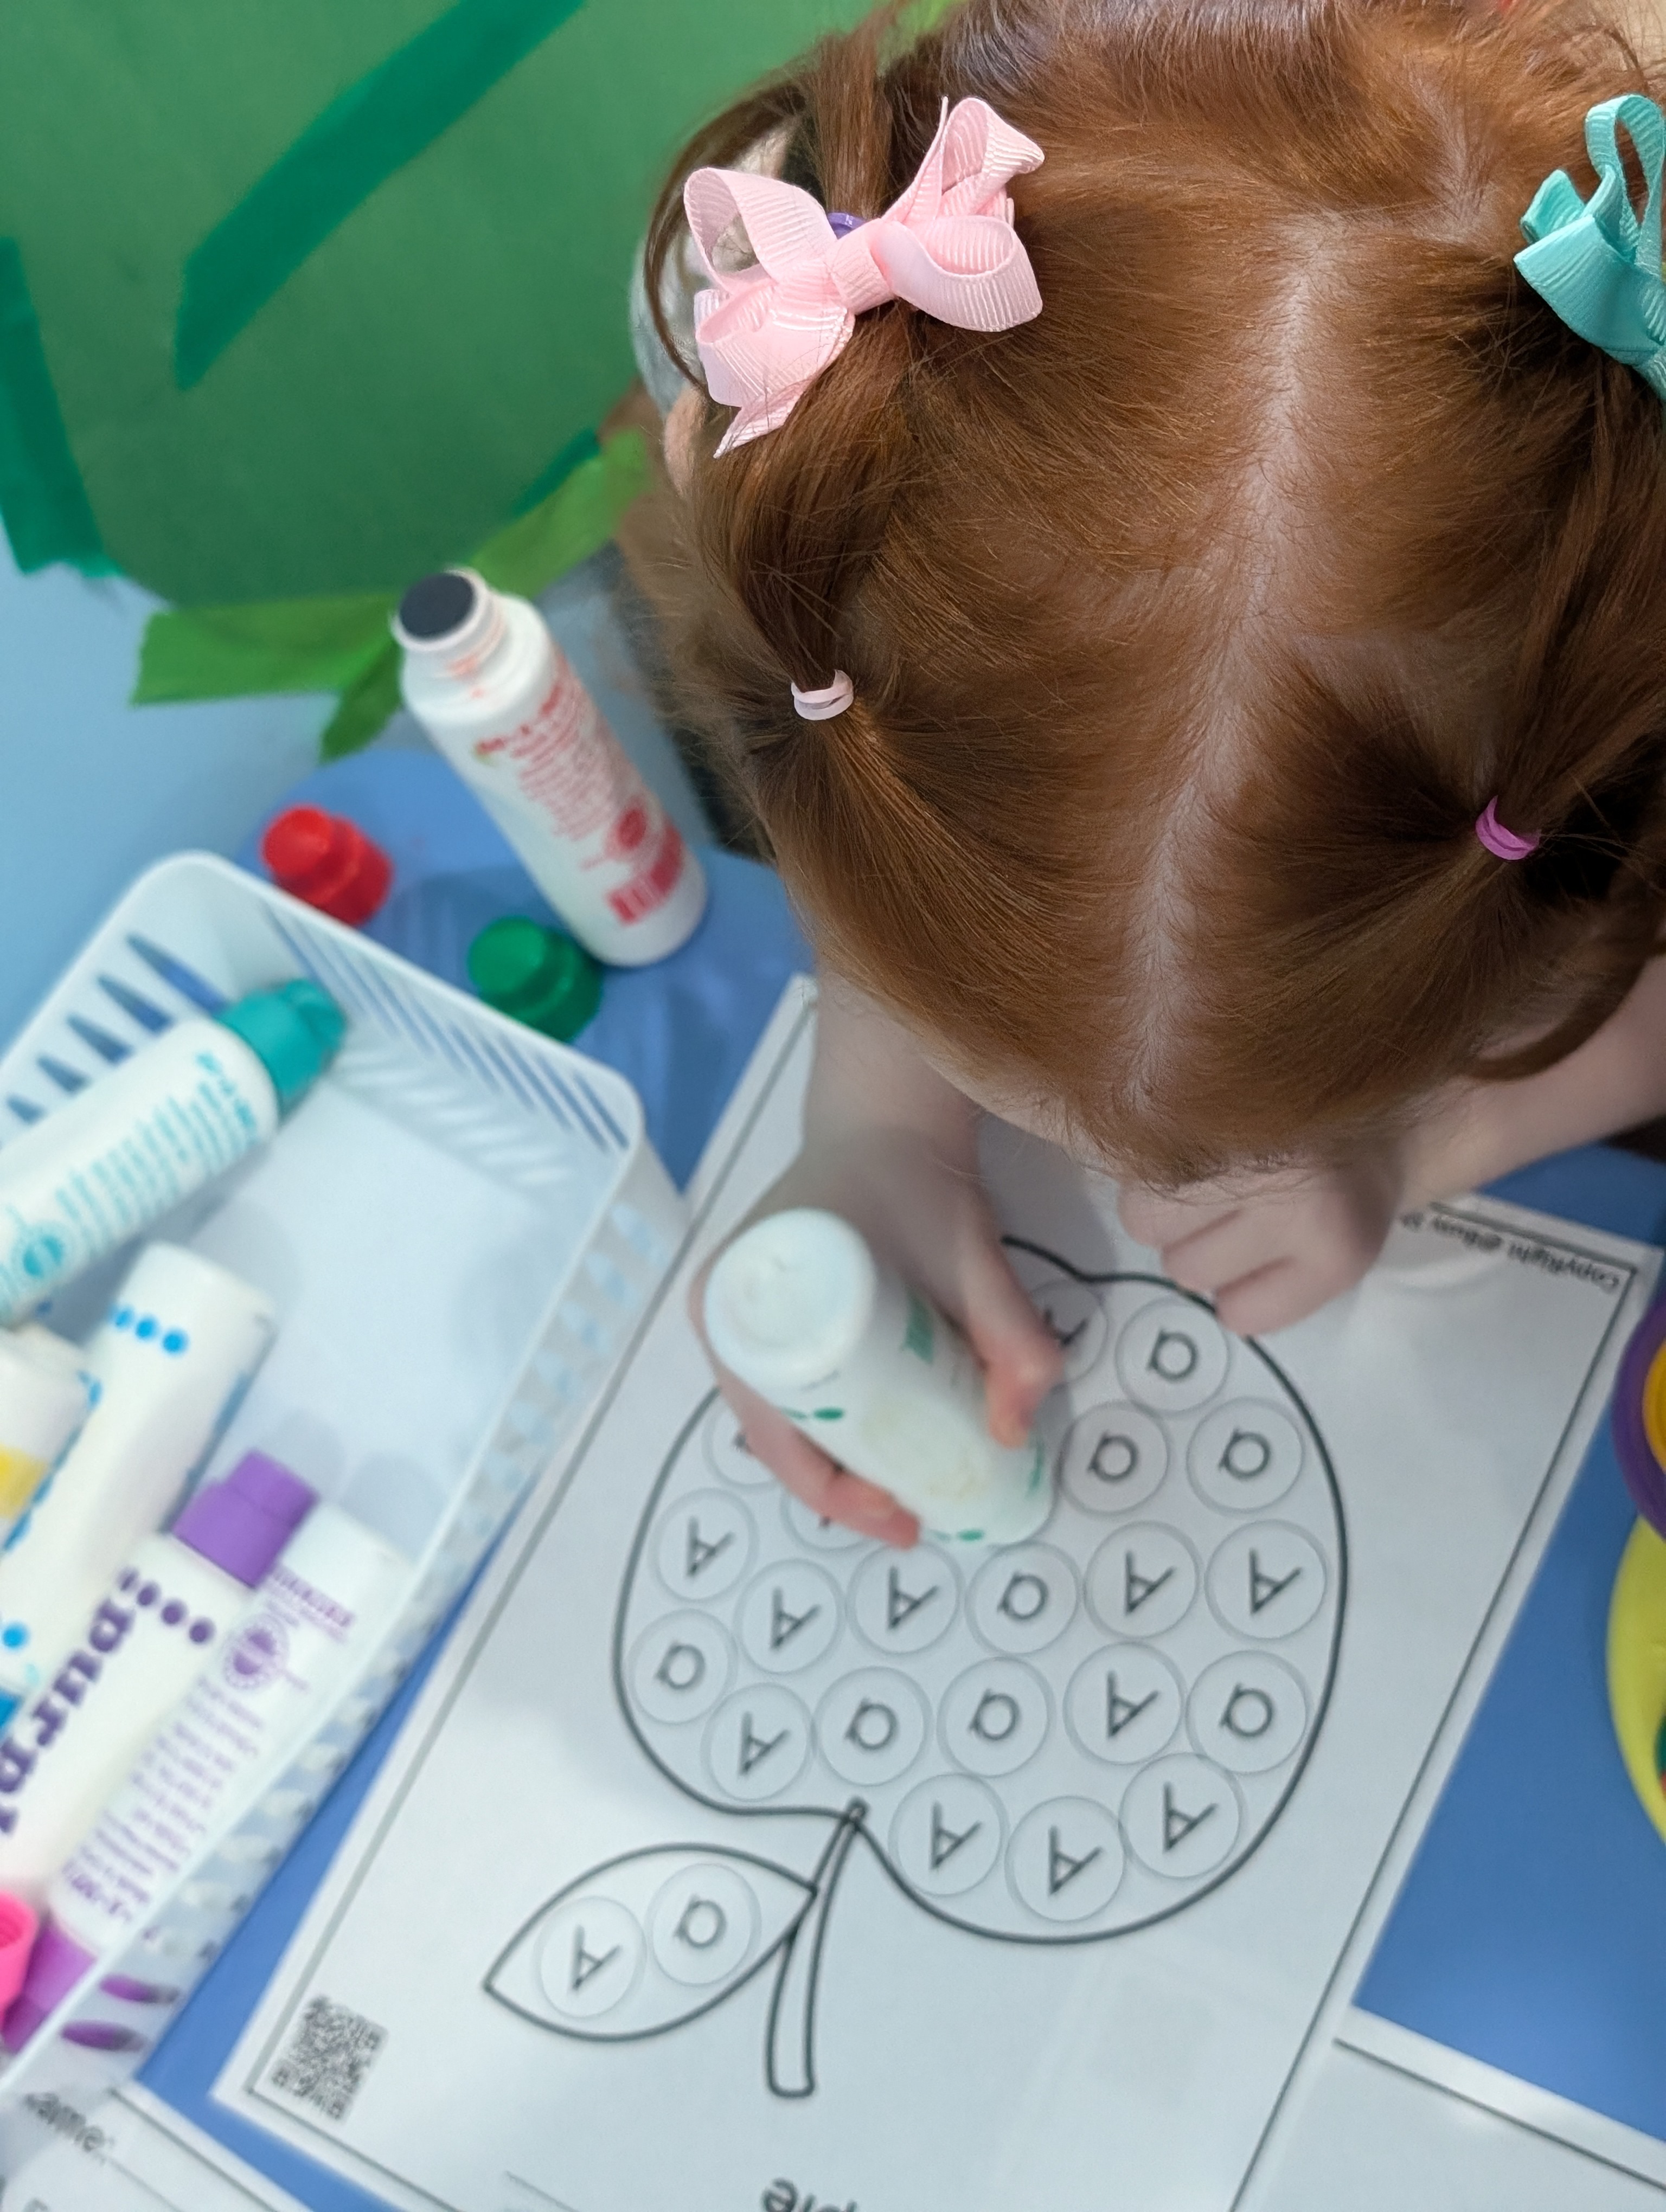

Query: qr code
[[269, 1993, 387, 2121]]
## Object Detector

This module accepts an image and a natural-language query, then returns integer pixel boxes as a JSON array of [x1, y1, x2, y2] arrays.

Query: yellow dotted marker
[[1607, 1518, 1666, 1847], [1642, 1341, 1666, 1475]]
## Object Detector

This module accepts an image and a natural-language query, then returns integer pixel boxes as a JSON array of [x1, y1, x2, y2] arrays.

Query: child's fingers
[[1213, 1234, 1376, 1335], [812, 1465, 920, 1549], [1156, 1206, 1260, 1298], [716, 1374, 920, 1548], [1118, 1184, 1234, 1253], [958, 1239, 1065, 1448], [1213, 1259, 1324, 1337], [691, 1264, 918, 1546], [1162, 1211, 1353, 1330]]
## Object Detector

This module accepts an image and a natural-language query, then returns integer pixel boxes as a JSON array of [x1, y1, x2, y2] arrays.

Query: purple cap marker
[[2, 1917, 92, 2050], [1, 1454, 314, 2055], [1, 1920, 189, 2057], [172, 1451, 315, 1589]]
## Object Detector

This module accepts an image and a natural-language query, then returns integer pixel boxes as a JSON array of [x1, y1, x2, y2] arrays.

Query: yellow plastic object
[[1607, 1516, 1666, 1847], [1644, 1343, 1666, 1473]]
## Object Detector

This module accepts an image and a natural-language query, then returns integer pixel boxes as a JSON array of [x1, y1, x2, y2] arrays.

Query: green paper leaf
[[0, 0, 867, 600], [510, 426, 599, 517], [319, 641, 403, 758], [0, 237, 111, 576], [900, 0, 963, 31], [134, 593, 394, 704], [130, 425, 644, 753], [474, 428, 648, 600], [175, 0, 587, 390]]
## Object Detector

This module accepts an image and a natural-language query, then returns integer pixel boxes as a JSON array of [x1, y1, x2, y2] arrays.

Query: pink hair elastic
[[1478, 800, 1540, 858], [791, 672, 854, 721], [1475, 800, 1540, 861]]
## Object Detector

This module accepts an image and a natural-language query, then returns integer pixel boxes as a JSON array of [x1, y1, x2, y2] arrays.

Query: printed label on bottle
[[0, 1562, 225, 1853], [0, 1047, 266, 1318], [59, 1561, 367, 1938], [470, 667, 685, 928], [607, 811, 687, 925]]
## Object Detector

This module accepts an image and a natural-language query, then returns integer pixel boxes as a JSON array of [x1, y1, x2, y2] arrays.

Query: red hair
[[645, 0, 1666, 1184]]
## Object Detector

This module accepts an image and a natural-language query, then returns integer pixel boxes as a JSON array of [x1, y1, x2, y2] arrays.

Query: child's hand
[[1117, 1152, 1404, 1336], [693, 1126, 1062, 1547], [691, 979, 1062, 1547]]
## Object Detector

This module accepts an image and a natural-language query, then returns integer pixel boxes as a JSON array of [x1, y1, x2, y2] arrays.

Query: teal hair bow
[[1516, 93, 1666, 401]]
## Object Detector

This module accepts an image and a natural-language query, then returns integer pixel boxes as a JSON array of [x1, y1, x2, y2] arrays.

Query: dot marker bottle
[[0, 978, 344, 1323], [467, 916, 601, 1042], [1614, 1300, 1666, 1538], [0, 1450, 315, 1907], [0, 1325, 93, 1546], [704, 1209, 1051, 1544], [0, 1243, 278, 1722], [393, 570, 706, 967], [260, 806, 392, 925], [5, 1501, 409, 2052]]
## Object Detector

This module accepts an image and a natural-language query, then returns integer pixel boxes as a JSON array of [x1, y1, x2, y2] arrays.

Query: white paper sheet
[[214, 984, 1658, 2212], [0, 2083, 305, 2211]]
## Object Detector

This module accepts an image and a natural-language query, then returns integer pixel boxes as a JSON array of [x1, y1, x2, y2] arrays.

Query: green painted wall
[[0, 0, 866, 605]]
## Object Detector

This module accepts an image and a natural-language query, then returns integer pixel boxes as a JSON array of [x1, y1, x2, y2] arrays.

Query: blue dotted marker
[[162, 1329, 188, 1355], [113, 1306, 133, 1329], [1, 1624, 27, 1650], [135, 1316, 157, 1341]]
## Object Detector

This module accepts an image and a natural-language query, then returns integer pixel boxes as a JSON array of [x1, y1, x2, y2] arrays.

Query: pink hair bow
[[684, 97, 1045, 454]]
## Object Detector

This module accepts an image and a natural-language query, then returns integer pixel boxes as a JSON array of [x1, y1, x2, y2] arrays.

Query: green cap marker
[[467, 917, 601, 1044]]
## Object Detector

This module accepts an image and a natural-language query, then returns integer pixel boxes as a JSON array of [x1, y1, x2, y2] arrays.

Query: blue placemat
[[1354, 1145, 1666, 2138], [137, 757, 1666, 2203]]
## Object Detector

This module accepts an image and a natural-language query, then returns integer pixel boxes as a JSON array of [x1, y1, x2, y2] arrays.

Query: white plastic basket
[[0, 852, 684, 2131]]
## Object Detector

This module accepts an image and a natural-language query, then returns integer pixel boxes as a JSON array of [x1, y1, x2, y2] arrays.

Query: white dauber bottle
[[704, 1208, 1051, 1544], [393, 569, 706, 966], [0, 981, 342, 1326], [0, 1449, 315, 1908]]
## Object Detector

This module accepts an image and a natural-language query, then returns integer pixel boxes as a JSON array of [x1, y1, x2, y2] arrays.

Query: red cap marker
[[260, 807, 392, 927]]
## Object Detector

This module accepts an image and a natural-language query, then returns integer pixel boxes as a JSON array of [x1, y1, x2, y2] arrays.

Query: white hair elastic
[[791, 672, 854, 721]]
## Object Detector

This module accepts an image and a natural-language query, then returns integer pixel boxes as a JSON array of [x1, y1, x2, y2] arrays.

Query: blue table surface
[[132, 754, 1666, 2207], [1358, 1139, 1666, 2143], [242, 750, 814, 1191]]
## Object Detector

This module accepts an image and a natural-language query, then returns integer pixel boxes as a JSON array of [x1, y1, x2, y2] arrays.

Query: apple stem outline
[[765, 1799, 867, 2098]]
